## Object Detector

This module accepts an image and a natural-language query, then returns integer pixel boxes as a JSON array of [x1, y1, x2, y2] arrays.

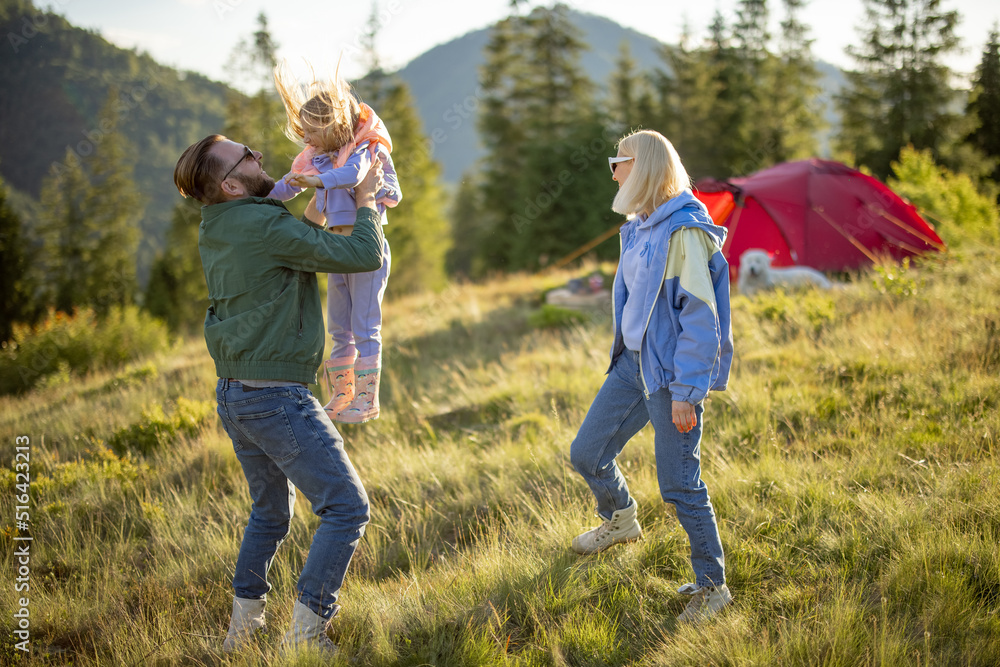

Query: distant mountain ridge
[[0, 0, 232, 278], [393, 9, 845, 183], [393, 11, 665, 183]]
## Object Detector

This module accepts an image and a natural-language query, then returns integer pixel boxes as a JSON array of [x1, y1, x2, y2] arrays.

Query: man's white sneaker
[[222, 596, 266, 653], [571, 502, 642, 554], [676, 583, 733, 622], [281, 600, 339, 656]]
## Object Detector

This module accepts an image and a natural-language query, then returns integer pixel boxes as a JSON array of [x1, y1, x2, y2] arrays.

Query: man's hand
[[355, 161, 384, 211], [286, 173, 323, 188]]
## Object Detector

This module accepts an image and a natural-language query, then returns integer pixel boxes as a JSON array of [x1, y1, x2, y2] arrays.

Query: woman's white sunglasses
[[608, 156, 633, 174]]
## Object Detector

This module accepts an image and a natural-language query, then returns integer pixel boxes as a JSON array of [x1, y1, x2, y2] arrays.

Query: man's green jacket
[[198, 197, 384, 384]]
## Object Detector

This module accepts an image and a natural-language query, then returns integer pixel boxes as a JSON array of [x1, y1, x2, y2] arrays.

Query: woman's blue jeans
[[215, 379, 370, 619], [569, 351, 726, 588]]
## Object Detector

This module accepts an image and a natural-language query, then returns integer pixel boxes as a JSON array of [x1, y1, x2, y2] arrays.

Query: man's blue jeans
[[215, 379, 369, 619], [569, 351, 726, 588]]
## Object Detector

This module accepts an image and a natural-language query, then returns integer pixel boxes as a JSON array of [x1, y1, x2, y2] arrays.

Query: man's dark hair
[[174, 134, 228, 205]]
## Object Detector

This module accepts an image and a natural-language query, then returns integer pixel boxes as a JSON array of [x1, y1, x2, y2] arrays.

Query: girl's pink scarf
[[291, 103, 396, 208]]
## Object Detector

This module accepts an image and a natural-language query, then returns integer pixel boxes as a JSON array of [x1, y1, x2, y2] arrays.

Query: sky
[[42, 0, 1000, 91]]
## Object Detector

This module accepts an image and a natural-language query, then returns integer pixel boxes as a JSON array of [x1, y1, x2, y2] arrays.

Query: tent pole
[[811, 205, 881, 264], [548, 221, 625, 272], [865, 204, 947, 251], [884, 238, 928, 255]]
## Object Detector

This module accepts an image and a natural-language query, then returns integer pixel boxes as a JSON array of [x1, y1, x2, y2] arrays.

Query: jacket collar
[[202, 196, 287, 222]]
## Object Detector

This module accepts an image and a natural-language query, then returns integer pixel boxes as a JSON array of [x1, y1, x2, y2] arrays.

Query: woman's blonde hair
[[273, 60, 360, 152], [611, 130, 691, 218]]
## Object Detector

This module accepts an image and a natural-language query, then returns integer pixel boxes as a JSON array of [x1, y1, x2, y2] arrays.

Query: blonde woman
[[569, 130, 734, 622]]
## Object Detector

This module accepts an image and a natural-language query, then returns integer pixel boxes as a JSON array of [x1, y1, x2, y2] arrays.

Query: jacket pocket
[[298, 279, 306, 339]]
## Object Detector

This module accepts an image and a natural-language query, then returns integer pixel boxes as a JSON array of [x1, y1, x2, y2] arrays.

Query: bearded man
[[173, 134, 385, 655]]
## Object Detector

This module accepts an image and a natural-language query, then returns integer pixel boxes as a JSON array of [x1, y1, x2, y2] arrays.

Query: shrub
[[30, 445, 149, 496], [0, 306, 169, 395], [528, 304, 590, 329], [106, 398, 215, 456], [83, 362, 159, 398], [872, 256, 921, 299], [748, 288, 839, 339], [888, 146, 1000, 247]]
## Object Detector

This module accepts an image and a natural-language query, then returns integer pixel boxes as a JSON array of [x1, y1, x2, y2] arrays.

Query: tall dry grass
[[1, 248, 998, 665]]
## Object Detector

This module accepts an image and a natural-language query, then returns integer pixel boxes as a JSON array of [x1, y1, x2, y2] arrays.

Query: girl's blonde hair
[[611, 130, 691, 218], [273, 60, 360, 152]]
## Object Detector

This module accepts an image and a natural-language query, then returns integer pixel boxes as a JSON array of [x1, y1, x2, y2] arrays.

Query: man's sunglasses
[[608, 156, 633, 174], [221, 145, 255, 182]]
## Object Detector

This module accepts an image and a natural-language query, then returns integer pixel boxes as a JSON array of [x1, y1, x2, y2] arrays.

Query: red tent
[[693, 159, 946, 281]]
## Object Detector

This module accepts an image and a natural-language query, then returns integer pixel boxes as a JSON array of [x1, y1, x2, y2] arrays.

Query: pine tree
[[41, 148, 91, 314], [354, 3, 450, 295], [967, 26, 1000, 186], [765, 0, 823, 162], [836, 0, 961, 179], [475, 3, 615, 273], [40, 91, 142, 316], [0, 175, 33, 342], [610, 40, 644, 133], [734, 0, 771, 71], [476, 10, 533, 271], [144, 200, 207, 333], [724, 1, 771, 171], [356, 78, 449, 296], [513, 5, 611, 269], [713, 0, 822, 175], [636, 2, 823, 180], [739, 0, 783, 172], [654, 37, 724, 180], [445, 172, 486, 278], [704, 11, 752, 177], [84, 88, 142, 314], [224, 12, 299, 179]]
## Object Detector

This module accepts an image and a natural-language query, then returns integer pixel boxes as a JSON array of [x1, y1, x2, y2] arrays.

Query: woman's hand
[[672, 400, 697, 433], [286, 173, 323, 188]]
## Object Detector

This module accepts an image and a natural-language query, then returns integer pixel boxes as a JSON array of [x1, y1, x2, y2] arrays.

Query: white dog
[[737, 249, 832, 297]]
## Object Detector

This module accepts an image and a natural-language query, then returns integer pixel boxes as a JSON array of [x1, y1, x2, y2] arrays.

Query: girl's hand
[[286, 173, 323, 188], [672, 400, 697, 433]]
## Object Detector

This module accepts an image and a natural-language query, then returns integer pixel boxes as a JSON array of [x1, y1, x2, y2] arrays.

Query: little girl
[[269, 63, 401, 424]]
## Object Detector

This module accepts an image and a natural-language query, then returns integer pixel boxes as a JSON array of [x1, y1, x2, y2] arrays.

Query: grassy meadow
[[2, 245, 1000, 666]]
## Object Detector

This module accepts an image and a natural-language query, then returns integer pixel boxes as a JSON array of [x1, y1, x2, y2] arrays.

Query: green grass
[[1, 249, 999, 665]]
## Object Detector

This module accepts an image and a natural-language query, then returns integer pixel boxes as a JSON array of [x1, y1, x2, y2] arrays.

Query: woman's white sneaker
[[571, 502, 642, 554]]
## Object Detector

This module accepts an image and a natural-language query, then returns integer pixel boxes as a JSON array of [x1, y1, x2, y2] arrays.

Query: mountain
[[393, 9, 846, 183], [0, 0, 231, 277], [394, 11, 666, 183]]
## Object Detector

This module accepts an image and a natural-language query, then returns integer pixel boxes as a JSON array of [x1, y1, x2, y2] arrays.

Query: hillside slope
[[0, 247, 998, 664], [0, 0, 230, 274]]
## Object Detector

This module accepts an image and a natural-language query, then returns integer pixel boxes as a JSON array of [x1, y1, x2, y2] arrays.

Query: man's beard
[[236, 170, 275, 198]]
